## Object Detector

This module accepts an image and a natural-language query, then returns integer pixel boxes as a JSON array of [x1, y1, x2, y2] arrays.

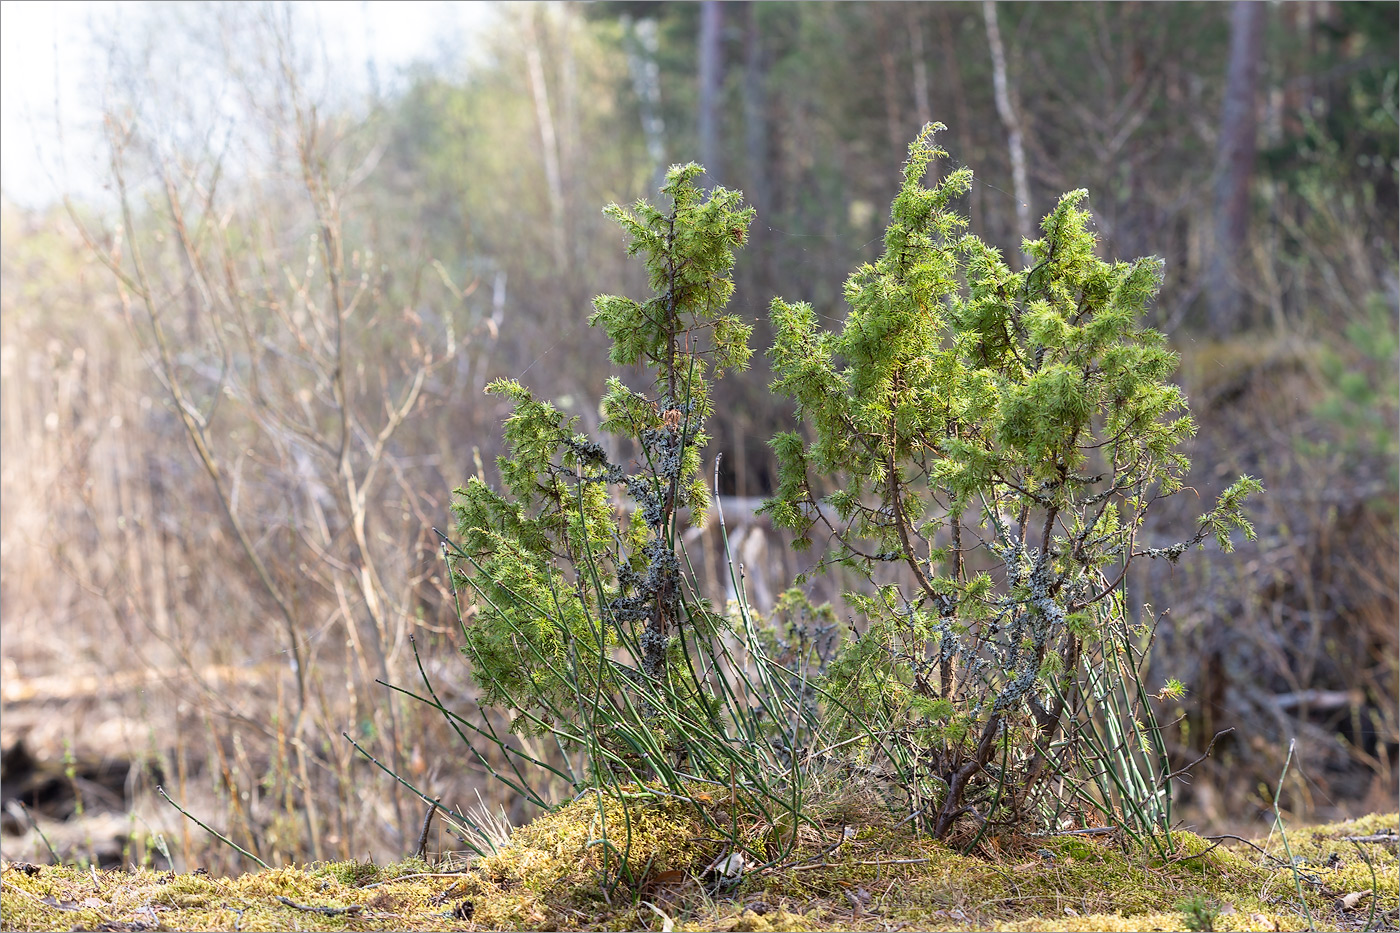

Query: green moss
[[312, 859, 385, 887], [2, 810, 1394, 931]]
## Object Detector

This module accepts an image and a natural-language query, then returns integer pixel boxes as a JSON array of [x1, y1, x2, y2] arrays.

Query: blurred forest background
[[1, 1, 1396, 873]]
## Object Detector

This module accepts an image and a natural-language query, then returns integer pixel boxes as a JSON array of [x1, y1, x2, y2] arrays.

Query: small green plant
[[435, 164, 825, 889], [422, 128, 1261, 876], [762, 124, 1261, 842], [1176, 893, 1221, 932], [448, 163, 756, 765], [451, 163, 753, 726]]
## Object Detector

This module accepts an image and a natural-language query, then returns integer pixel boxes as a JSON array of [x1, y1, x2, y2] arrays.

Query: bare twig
[[416, 796, 443, 862], [1161, 728, 1235, 784], [782, 857, 934, 873], [1340, 833, 1399, 845], [275, 896, 362, 917], [359, 871, 472, 891], [1030, 826, 1118, 837], [1200, 833, 1290, 867]]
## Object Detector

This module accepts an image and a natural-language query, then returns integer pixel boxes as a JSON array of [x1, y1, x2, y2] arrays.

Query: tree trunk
[[742, 1, 769, 221], [697, 0, 724, 183], [876, 8, 906, 161], [621, 14, 667, 194], [908, 6, 932, 128], [983, 0, 1033, 265], [1206, 0, 1265, 335], [524, 10, 568, 274], [559, 4, 579, 267], [937, 8, 983, 233]]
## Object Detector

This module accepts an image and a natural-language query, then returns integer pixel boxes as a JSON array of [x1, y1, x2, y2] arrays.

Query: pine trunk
[[1206, 1, 1266, 335], [698, 1, 724, 183]]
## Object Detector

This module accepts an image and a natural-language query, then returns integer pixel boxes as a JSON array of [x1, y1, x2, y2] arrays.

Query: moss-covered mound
[[1, 795, 1394, 932]]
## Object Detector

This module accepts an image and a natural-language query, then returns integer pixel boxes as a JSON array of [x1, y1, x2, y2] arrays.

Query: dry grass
[[0, 198, 517, 872]]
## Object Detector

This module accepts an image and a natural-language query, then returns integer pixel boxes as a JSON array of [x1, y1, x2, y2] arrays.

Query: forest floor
[[1, 789, 1394, 932]]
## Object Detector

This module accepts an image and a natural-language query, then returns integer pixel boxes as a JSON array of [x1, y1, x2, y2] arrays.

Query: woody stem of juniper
[[933, 707, 1004, 838], [1025, 634, 1080, 788], [941, 418, 962, 699], [941, 505, 961, 699], [643, 209, 682, 684], [664, 209, 678, 406], [887, 417, 939, 607]]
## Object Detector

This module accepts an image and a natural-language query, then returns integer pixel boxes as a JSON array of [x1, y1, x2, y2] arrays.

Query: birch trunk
[[622, 15, 667, 194], [983, 0, 1033, 263], [525, 11, 568, 273]]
